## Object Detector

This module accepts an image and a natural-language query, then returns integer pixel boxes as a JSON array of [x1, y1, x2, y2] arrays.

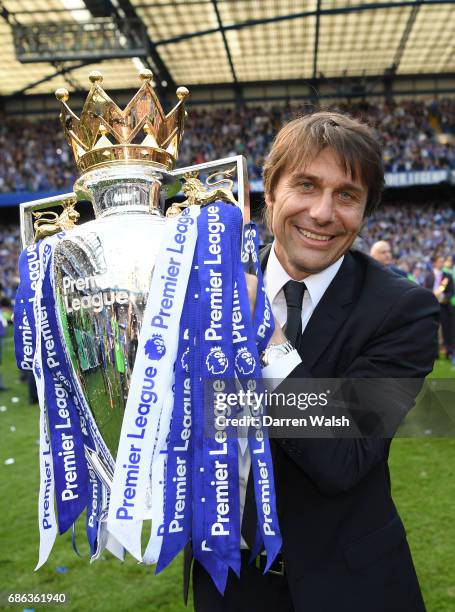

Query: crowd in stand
[[0, 225, 21, 302], [0, 120, 75, 193], [180, 98, 455, 178], [357, 203, 455, 266], [1, 97, 455, 359], [1, 97, 455, 193]]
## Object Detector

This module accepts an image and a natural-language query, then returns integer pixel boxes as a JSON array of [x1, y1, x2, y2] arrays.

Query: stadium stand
[[1, 99, 455, 300], [1, 98, 455, 193]]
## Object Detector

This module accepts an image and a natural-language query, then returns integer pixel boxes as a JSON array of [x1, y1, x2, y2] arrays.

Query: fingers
[[244, 272, 258, 320]]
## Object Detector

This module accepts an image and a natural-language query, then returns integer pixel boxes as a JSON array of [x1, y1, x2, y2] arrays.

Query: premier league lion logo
[[181, 346, 190, 372], [206, 346, 229, 375], [144, 334, 166, 361], [235, 347, 256, 375]]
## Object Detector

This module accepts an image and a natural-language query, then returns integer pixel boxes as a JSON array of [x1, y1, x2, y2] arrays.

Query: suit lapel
[[259, 244, 360, 373], [259, 242, 272, 272], [298, 252, 358, 371]]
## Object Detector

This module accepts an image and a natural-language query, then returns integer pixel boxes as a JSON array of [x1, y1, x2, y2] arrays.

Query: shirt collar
[[264, 241, 344, 309]]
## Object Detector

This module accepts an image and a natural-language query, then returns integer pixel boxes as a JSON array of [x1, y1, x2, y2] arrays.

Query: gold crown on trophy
[[55, 69, 189, 174]]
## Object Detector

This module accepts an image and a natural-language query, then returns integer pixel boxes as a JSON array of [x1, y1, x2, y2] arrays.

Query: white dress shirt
[[238, 243, 344, 546]]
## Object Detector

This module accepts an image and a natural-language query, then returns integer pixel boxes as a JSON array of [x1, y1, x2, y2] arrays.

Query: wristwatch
[[260, 340, 294, 367]]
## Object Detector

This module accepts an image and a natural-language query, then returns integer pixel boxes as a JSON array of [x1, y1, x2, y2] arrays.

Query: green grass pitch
[[1, 328, 454, 611]]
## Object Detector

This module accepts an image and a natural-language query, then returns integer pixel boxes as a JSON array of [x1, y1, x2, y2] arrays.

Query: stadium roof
[[0, 0, 454, 97]]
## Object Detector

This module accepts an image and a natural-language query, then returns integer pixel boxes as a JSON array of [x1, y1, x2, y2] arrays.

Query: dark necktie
[[283, 280, 307, 345], [241, 469, 256, 549]]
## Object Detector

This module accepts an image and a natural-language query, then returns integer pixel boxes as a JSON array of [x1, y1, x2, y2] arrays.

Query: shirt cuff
[[261, 349, 302, 391]]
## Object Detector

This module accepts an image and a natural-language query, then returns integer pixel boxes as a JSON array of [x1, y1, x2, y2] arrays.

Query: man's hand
[[245, 273, 258, 321], [244, 273, 287, 346]]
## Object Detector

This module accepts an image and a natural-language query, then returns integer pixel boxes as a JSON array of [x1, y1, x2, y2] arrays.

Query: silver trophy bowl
[[20, 155, 250, 490]]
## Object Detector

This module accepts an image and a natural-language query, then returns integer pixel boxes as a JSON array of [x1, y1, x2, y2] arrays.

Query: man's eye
[[339, 191, 353, 201], [301, 182, 313, 190]]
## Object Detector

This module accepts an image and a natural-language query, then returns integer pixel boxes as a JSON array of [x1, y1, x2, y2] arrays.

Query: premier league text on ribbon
[[17, 244, 40, 370], [168, 376, 191, 534], [41, 304, 80, 504], [115, 364, 158, 521], [41, 437, 53, 531], [200, 205, 235, 539], [151, 214, 195, 331], [231, 286, 276, 537], [114, 212, 195, 522]]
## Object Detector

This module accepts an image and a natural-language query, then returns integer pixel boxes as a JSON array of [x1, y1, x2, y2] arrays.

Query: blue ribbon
[[241, 222, 274, 353], [156, 266, 195, 573], [14, 243, 41, 371], [197, 204, 241, 578], [158, 205, 281, 592], [232, 217, 282, 567], [40, 258, 89, 533], [15, 205, 281, 579], [187, 256, 228, 593], [15, 237, 105, 550]]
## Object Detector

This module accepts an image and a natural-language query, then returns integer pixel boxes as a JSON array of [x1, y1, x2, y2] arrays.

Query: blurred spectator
[[0, 307, 7, 391], [370, 240, 393, 265], [412, 263, 427, 286], [370, 240, 408, 277], [424, 254, 454, 359]]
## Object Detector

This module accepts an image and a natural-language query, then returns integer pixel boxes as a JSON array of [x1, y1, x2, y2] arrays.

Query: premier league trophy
[[20, 68, 247, 469], [15, 70, 281, 591]]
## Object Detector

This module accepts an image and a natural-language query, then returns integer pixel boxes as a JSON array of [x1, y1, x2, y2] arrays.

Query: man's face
[[373, 243, 392, 265], [265, 147, 368, 279], [435, 257, 444, 270]]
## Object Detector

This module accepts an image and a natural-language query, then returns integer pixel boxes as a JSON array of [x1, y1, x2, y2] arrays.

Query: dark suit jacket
[[184, 246, 439, 612]]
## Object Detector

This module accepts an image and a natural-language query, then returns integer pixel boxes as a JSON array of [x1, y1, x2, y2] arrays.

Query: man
[[187, 112, 439, 611], [370, 239, 407, 277], [412, 262, 426, 286], [424, 253, 454, 358]]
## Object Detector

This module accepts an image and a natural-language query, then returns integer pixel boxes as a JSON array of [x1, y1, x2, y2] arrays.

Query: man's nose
[[308, 190, 335, 225]]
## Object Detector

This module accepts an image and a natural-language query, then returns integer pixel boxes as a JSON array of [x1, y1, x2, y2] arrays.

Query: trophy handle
[[19, 192, 79, 249], [168, 155, 251, 223]]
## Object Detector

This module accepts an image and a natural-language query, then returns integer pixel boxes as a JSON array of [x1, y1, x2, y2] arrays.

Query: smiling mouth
[[296, 227, 335, 242]]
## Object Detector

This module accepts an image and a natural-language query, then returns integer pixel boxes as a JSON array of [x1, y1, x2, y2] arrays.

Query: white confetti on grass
[[0, 406, 6, 412], [4, 458, 15, 465], [11, 397, 20, 403]]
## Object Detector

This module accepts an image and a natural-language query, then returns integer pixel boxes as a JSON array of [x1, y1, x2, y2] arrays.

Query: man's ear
[[264, 192, 274, 231], [265, 191, 274, 214]]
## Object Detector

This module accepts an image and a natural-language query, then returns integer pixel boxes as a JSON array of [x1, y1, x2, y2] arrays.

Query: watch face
[[262, 342, 292, 366], [268, 346, 285, 362]]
